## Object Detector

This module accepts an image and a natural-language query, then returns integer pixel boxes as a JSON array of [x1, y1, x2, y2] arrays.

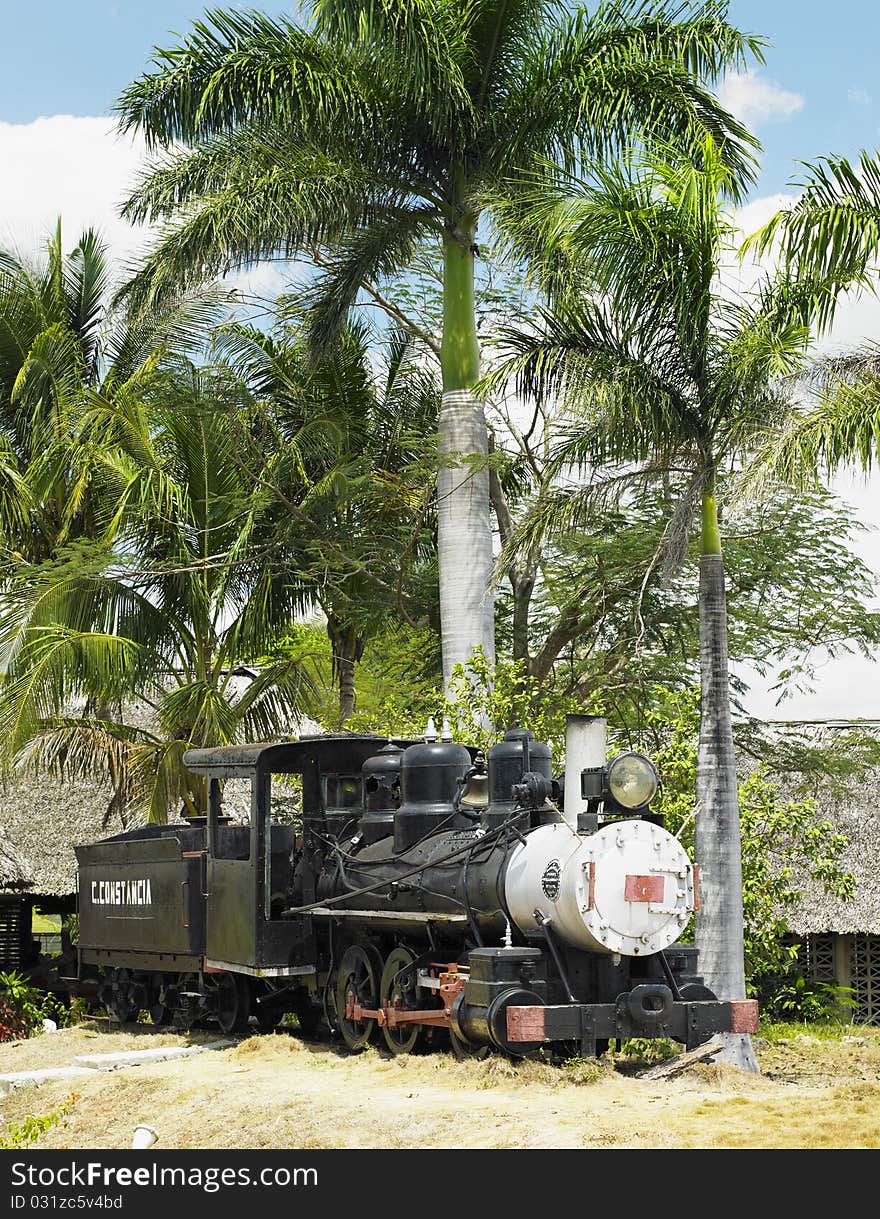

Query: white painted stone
[[0, 1066, 96, 1096], [72, 1042, 235, 1071]]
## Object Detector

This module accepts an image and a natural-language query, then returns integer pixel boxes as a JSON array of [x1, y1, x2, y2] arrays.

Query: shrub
[[0, 971, 87, 1040], [759, 973, 855, 1024], [0, 970, 46, 1040]]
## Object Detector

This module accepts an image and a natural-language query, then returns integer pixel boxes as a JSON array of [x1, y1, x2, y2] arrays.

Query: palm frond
[[745, 374, 880, 493], [115, 9, 372, 147], [118, 150, 412, 311], [495, 2, 760, 195], [301, 208, 435, 352], [743, 150, 880, 330]]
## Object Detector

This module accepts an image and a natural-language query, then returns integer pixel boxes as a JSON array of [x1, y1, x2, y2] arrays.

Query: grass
[[758, 1018, 876, 1043], [2, 1020, 879, 1149]]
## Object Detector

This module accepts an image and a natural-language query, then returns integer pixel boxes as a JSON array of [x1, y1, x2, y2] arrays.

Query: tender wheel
[[172, 973, 202, 1031], [106, 969, 138, 1024], [148, 977, 174, 1026], [206, 972, 251, 1035], [335, 944, 382, 1051], [380, 946, 423, 1056], [148, 1001, 172, 1026]]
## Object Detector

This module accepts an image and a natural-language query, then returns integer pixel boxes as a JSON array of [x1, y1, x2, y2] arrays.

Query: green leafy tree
[[218, 319, 441, 725], [113, 0, 761, 689], [344, 481, 880, 746]]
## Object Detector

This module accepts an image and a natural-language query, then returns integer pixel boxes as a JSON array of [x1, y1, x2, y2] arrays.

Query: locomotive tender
[[75, 714, 757, 1058]]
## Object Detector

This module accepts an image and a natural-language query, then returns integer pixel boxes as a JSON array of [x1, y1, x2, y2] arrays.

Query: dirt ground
[[1, 1021, 878, 1150]]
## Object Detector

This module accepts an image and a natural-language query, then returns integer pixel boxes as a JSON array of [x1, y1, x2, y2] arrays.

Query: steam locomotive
[[73, 715, 757, 1058]]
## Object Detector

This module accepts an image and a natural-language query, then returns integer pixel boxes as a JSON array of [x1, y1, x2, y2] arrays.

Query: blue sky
[[1, 0, 879, 201]]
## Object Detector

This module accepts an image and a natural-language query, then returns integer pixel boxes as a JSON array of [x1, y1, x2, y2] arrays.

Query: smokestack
[[563, 714, 607, 829]]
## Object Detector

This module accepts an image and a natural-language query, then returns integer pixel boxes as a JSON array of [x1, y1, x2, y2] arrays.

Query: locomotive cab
[[182, 736, 415, 976]]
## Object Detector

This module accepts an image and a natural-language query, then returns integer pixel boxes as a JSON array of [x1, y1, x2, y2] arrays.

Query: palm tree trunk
[[694, 479, 758, 1073], [327, 615, 363, 728], [438, 219, 495, 690]]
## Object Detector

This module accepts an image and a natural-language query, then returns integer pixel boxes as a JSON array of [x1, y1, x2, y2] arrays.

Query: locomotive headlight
[[606, 752, 658, 810]]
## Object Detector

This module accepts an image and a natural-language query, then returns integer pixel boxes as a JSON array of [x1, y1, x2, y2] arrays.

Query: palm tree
[[742, 151, 880, 483], [0, 360, 316, 822], [489, 139, 819, 1070], [0, 221, 222, 565], [216, 319, 441, 725], [114, 0, 761, 689]]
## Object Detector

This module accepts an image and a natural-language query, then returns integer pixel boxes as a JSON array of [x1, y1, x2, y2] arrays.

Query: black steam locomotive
[[74, 716, 756, 1058]]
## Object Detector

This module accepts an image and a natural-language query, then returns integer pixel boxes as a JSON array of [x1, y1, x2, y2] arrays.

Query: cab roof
[[182, 733, 419, 777]]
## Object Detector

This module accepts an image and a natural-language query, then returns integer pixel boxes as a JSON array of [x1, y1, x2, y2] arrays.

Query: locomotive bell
[[458, 755, 489, 810]]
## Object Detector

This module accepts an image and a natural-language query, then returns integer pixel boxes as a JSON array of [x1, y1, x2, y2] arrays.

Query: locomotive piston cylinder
[[450, 947, 547, 1056]]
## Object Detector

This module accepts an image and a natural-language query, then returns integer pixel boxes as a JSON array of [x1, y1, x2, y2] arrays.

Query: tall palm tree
[[114, 0, 761, 688], [489, 139, 818, 1070], [0, 361, 316, 822]]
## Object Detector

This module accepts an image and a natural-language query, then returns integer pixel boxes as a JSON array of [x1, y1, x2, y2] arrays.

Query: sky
[[1, 0, 880, 721]]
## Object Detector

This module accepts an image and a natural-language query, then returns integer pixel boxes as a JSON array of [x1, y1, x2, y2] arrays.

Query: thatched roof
[[0, 818, 34, 893], [0, 775, 128, 898]]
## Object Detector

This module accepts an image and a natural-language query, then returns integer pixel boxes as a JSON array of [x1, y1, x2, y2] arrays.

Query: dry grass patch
[[1, 1023, 879, 1150]]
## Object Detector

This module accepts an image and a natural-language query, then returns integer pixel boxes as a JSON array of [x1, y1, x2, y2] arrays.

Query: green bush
[[0, 970, 46, 1040], [0, 971, 87, 1040], [759, 973, 855, 1024]]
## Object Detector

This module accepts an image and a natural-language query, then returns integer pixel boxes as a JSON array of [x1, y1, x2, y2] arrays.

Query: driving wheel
[[380, 946, 424, 1055], [335, 943, 382, 1051]]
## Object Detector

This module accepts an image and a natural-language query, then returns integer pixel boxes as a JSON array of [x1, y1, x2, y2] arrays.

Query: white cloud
[[0, 114, 288, 301], [734, 193, 799, 238], [717, 70, 804, 127], [0, 115, 150, 276]]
